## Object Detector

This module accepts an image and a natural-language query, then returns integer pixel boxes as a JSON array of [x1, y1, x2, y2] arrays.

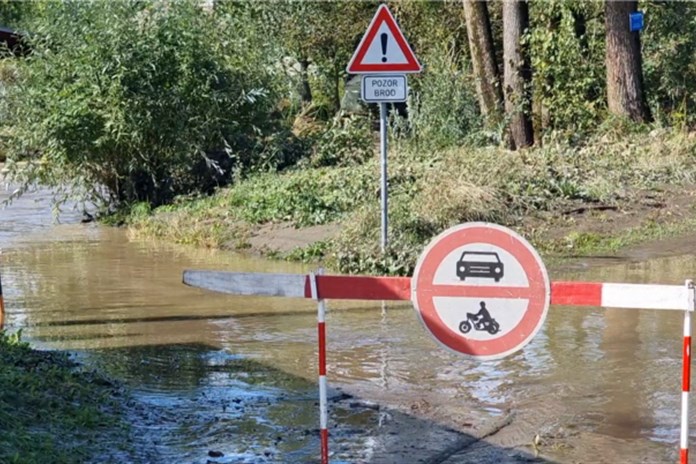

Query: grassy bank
[[0, 331, 128, 463], [127, 127, 696, 275]]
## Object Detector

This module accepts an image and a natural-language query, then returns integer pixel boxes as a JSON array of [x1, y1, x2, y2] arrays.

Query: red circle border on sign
[[412, 223, 550, 360]]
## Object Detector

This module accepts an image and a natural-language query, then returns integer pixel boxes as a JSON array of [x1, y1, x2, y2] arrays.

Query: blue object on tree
[[630, 11, 644, 32]]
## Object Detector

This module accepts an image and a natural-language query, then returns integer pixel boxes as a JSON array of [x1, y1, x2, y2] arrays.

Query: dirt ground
[[242, 184, 696, 262], [322, 381, 671, 464], [245, 221, 341, 255], [526, 184, 696, 248]]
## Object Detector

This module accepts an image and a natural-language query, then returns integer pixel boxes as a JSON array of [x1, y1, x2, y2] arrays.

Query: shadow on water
[[84, 342, 557, 464], [25, 305, 385, 330]]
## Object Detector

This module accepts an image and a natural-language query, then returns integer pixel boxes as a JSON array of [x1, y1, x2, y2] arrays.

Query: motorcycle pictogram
[[459, 301, 500, 335]]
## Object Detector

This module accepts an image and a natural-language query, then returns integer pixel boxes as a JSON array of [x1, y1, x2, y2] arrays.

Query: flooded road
[[2, 183, 695, 463]]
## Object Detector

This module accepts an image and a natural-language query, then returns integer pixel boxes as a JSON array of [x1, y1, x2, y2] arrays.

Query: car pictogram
[[456, 251, 504, 282]]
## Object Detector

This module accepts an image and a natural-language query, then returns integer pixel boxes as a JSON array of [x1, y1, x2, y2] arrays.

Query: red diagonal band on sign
[[425, 284, 534, 300]]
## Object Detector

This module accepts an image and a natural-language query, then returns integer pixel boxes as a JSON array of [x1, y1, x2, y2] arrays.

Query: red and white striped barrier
[[183, 271, 691, 309], [183, 270, 696, 464]]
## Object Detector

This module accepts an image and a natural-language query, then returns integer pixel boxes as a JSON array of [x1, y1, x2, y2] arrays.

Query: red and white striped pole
[[682, 279, 694, 464], [0, 250, 5, 330], [310, 270, 329, 464]]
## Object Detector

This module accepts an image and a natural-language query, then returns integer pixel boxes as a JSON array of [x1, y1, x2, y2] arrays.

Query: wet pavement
[[1, 181, 695, 463]]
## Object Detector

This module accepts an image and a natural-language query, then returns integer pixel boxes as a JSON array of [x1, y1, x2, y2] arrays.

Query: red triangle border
[[347, 5, 422, 74]]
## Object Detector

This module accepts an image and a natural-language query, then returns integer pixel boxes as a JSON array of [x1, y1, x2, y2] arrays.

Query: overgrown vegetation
[[2, 1, 696, 274], [2, 1, 284, 208], [0, 331, 128, 463], [129, 128, 696, 274]]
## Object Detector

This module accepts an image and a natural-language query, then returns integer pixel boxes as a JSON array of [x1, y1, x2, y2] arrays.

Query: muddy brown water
[[2, 184, 695, 463]]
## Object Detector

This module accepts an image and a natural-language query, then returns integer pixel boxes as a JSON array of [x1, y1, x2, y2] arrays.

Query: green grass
[[534, 215, 696, 257], [127, 128, 696, 275], [0, 331, 128, 463]]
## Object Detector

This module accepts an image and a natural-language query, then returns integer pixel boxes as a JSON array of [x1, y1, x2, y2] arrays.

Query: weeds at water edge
[[127, 129, 696, 275], [0, 331, 129, 463]]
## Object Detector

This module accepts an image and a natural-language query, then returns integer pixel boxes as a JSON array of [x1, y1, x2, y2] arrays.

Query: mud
[[245, 222, 340, 255], [523, 184, 696, 252], [82, 344, 544, 464]]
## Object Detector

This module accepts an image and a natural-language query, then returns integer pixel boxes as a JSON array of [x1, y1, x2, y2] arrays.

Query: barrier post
[[0, 249, 5, 330], [682, 279, 694, 464], [183, 268, 696, 462], [310, 270, 329, 464]]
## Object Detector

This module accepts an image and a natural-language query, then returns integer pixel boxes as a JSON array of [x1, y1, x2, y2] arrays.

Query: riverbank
[[0, 331, 129, 463], [1, 177, 691, 463], [127, 128, 696, 274]]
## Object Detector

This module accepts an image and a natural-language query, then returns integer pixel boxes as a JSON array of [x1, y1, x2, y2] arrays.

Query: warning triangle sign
[[347, 4, 422, 74]]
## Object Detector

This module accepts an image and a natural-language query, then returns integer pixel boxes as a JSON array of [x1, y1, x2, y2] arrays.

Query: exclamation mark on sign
[[381, 33, 388, 63]]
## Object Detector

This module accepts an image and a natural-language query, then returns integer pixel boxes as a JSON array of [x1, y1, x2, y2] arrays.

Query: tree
[[605, 0, 651, 123], [229, 1, 372, 114], [0, 0, 34, 29], [527, 1, 605, 136], [462, 0, 504, 129], [503, 0, 534, 149], [642, 1, 696, 128], [3, 1, 281, 209]]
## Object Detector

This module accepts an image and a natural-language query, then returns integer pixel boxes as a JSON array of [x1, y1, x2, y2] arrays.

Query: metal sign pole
[[379, 102, 388, 252], [348, 3, 422, 257]]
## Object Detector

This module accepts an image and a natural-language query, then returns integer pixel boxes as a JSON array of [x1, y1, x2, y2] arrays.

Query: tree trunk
[[462, 0, 504, 129], [605, 0, 651, 123], [503, 0, 534, 149], [298, 57, 312, 105], [572, 8, 587, 49]]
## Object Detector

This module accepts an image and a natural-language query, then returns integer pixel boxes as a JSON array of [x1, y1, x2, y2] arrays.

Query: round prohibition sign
[[411, 223, 550, 360]]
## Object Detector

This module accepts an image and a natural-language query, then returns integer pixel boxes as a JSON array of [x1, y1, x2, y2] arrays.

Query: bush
[[643, 2, 696, 129], [329, 199, 438, 276], [225, 165, 375, 227], [309, 116, 374, 168], [527, 1, 605, 136], [2, 1, 281, 210], [398, 43, 482, 149]]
